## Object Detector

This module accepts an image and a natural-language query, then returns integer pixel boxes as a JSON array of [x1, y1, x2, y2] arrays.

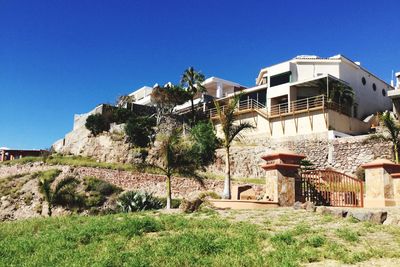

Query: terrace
[[207, 94, 352, 120]]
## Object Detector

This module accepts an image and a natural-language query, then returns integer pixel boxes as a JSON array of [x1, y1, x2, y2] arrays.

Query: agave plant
[[117, 191, 163, 212]]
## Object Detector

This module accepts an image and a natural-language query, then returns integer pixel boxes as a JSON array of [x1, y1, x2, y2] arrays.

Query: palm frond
[[54, 176, 78, 195], [228, 122, 255, 144]]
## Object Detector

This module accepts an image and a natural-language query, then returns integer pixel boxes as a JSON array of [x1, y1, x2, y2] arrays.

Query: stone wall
[[0, 164, 265, 199], [207, 135, 393, 178]]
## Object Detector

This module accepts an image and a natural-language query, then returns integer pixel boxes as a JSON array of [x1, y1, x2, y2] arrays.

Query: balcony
[[207, 95, 352, 120]]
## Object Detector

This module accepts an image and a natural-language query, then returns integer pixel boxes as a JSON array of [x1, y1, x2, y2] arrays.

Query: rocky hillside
[[0, 161, 264, 221]]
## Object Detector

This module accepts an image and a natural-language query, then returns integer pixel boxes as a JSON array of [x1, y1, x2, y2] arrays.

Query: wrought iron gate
[[296, 170, 364, 207]]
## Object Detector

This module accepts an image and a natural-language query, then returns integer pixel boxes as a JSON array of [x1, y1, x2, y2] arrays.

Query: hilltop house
[[127, 55, 393, 141], [53, 54, 394, 153]]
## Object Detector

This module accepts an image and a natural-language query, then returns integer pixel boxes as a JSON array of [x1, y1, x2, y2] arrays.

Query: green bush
[[83, 176, 120, 196], [85, 114, 110, 136], [125, 116, 155, 147], [117, 191, 163, 212], [157, 197, 182, 209], [190, 122, 219, 166], [111, 108, 135, 124]]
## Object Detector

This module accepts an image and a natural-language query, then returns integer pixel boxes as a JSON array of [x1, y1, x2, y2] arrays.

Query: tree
[[330, 81, 354, 107], [38, 174, 78, 216], [214, 95, 254, 199], [181, 67, 207, 126], [151, 130, 199, 209], [380, 111, 400, 163], [125, 116, 156, 147], [85, 114, 110, 136], [151, 83, 189, 126], [190, 121, 220, 166]]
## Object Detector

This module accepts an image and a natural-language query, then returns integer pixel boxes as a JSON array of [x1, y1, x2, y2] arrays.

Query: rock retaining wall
[[207, 135, 392, 178], [0, 164, 265, 199]]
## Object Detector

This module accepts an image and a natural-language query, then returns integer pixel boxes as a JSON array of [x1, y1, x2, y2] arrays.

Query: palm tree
[[214, 95, 254, 199], [181, 67, 207, 126], [380, 112, 400, 163], [331, 81, 354, 107], [38, 175, 78, 216]]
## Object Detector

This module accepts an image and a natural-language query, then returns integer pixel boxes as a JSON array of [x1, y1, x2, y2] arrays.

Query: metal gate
[[296, 170, 364, 207]]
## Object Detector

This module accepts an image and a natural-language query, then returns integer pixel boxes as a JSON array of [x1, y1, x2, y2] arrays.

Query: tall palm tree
[[151, 130, 201, 209], [181, 67, 207, 126], [380, 111, 400, 163], [214, 95, 254, 199]]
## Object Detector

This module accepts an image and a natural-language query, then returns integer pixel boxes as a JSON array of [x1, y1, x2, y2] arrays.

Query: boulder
[[304, 201, 316, 212], [348, 211, 373, 222], [370, 211, 388, 224], [331, 209, 348, 218], [383, 215, 400, 225], [315, 206, 330, 215], [293, 201, 302, 210]]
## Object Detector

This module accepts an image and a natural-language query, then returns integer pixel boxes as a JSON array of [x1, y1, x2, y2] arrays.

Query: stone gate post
[[261, 153, 305, 206], [361, 159, 400, 207]]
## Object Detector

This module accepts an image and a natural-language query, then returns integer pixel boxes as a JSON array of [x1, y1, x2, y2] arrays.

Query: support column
[[361, 159, 400, 207], [261, 153, 305, 206], [216, 82, 223, 98]]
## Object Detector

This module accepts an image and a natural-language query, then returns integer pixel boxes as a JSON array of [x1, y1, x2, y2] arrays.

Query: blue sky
[[1, 0, 399, 149]]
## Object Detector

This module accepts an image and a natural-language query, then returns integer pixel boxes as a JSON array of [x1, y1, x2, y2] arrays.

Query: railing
[[208, 98, 267, 118], [205, 94, 352, 119], [298, 170, 364, 207]]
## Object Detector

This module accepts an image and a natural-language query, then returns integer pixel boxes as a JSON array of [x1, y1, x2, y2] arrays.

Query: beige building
[[208, 55, 393, 140]]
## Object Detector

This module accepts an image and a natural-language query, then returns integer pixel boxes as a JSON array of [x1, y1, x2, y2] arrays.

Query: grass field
[[1, 208, 400, 267]]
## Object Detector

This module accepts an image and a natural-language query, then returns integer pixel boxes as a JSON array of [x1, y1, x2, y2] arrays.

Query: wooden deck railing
[[207, 95, 352, 119]]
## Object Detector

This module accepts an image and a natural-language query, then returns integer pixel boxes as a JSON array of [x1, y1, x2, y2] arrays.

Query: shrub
[[355, 166, 365, 181], [157, 197, 182, 209], [83, 176, 120, 196], [198, 191, 221, 200], [190, 122, 219, 166], [125, 116, 155, 147], [85, 114, 110, 136], [117, 191, 163, 212], [111, 108, 135, 124]]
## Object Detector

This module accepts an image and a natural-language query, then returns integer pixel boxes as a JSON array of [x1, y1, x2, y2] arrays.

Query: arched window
[[372, 83, 376, 91], [362, 77, 366, 85]]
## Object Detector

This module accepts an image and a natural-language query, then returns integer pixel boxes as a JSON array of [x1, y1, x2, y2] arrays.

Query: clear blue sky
[[1, 0, 399, 149]]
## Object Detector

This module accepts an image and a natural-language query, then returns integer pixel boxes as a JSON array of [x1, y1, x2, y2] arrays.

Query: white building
[[208, 55, 394, 140], [254, 55, 393, 120]]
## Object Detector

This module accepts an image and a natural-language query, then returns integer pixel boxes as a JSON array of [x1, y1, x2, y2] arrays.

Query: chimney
[[396, 72, 400, 89]]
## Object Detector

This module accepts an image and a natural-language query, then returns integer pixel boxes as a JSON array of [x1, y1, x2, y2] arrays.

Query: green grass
[[1, 210, 400, 267], [0, 213, 266, 267], [1, 155, 162, 174], [0, 173, 32, 198]]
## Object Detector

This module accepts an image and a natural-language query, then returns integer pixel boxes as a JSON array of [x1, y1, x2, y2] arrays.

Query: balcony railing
[[207, 95, 352, 119], [207, 98, 267, 118]]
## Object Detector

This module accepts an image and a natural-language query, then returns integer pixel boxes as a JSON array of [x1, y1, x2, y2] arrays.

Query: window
[[270, 72, 291, 87], [362, 77, 366, 85], [372, 83, 376, 91], [382, 89, 386, 96]]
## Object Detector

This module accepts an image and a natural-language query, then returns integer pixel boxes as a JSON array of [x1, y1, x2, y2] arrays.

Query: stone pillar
[[261, 153, 305, 206], [361, 159, 400, 207]]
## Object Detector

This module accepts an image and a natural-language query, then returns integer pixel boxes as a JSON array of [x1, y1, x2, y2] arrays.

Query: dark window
[[372, 83, 376, 91], [362, 77, 366, 85], [382, 89, 386, 96], [270, 72, 291, 87]]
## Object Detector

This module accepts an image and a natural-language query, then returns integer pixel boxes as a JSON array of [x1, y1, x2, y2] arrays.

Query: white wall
[[339, 62, 392, 119]]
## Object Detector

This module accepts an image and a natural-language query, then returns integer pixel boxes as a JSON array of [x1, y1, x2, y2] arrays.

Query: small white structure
[[129, 86, 153, 106]]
